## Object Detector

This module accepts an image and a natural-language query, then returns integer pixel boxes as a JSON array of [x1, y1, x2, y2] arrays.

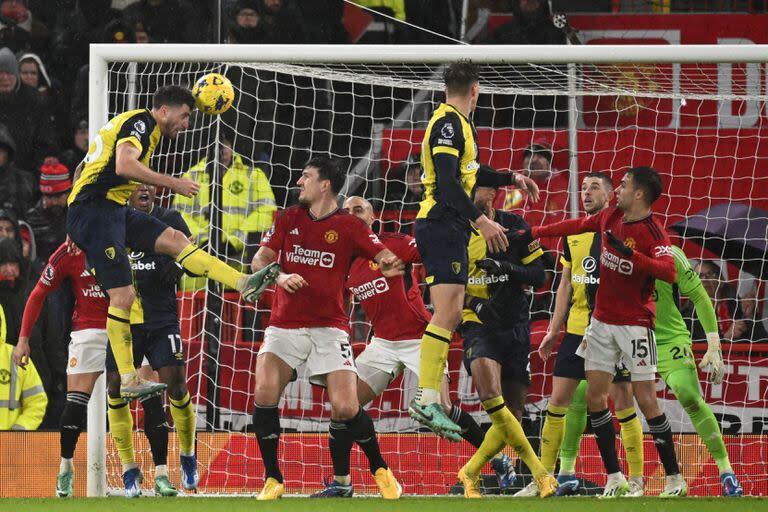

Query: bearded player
[[249, 157, 404, 500], [531, 167, 686, 497], [104, 183, 200, 495], [67, 85, 278, 402], [333, 195, 516, 494], [13, 242, 175, 498], [409, 61, 542, 438], [533, 173, 644, 497]]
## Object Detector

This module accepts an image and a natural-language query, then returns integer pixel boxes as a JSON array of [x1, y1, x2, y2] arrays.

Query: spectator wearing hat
[[0, 47, 56, 173], [0, 236, 47, 431], [0, 238, 27, 341], [18, 52, 65, 148], [226, 0, 268, 43], [0, 122, 34, 219], [25, 157, 70, 266], [496, 140, 569, 235], [59, 119, 88, 174]]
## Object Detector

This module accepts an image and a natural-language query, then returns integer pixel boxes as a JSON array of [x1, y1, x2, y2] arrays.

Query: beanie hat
[[39, 157, 72, 194], [0, 48, 19, 84], [0, 237, 20, 265]]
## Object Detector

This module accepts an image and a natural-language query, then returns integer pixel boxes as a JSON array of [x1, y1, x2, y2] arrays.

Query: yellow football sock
[[617, 407, 644, 479], [170, 392, 196, 456], [463, 424, 507, 477], [107, 307, 134, 376], [176, 244, 244, 290], [541, 403, 568, 474], [483, 396, 548, 479], [108, 396, 135, 465], [417, 324, 452, 392]]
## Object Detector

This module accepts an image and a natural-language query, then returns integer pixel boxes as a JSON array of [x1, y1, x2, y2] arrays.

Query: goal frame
[[86, 42, 768, 497]]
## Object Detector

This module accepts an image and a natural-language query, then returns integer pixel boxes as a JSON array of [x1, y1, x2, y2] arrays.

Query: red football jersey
[[346, 232, 430, 341], [534, 207, 675, 328], [21, 243, 108, 338], [261, 205, 386, 330]]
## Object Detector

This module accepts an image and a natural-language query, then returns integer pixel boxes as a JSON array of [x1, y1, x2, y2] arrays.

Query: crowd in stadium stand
[[0, 0, 766, 430]]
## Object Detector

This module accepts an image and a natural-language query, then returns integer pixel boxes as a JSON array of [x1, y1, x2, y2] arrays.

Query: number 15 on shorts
[[630, 336, 657, 366]]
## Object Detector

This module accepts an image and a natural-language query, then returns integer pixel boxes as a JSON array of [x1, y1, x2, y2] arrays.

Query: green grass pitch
[[2, 497, 764, 512]]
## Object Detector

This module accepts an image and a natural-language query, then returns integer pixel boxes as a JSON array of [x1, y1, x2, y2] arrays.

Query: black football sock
[[141, 394, 169, 467], [253, 404, 283, 483], [349, 408, 387, 474], [60, 392, 89, 460], [590, 408, 621, 475], [450, 404, 485, 448], [648, 413, 680, 476], [329, 418, 355, 481]]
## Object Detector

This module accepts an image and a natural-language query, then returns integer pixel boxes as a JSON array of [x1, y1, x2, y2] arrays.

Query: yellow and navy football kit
[[106, 206, 191, 372], [414, 103, 480, 286], [554, 232, 629, 382], [460, 210, 544, 384], [66, 109, 170, 291]]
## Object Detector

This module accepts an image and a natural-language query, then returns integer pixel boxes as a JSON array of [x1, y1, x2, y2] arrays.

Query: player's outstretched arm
[[539, 265, 572, 361], [250, 246, 305, 293], [673, 246, 724, 383], [251, 246, 277, 271], [532, 211, 603, 239], [116, 143, 199, 197]]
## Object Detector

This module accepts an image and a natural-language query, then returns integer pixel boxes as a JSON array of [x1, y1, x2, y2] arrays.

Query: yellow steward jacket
[[175, 154, 277, 253], [0, 304, 47, 429]]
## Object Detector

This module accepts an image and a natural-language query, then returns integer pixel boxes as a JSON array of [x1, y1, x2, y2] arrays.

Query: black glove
[[467, 297, 502, 325], [605, 230, 633, 258], [475, 258, 509, 276]]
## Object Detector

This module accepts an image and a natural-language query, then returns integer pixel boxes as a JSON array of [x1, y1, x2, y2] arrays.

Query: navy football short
[[460, 321, 531, 385], [106, 323, 185, 372], [414, 217, 471, 286], [67, 197, 169, 290], [553, 332, 630, 382]]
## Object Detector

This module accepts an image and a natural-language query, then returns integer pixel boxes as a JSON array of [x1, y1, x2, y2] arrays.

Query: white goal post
[[87, 43, 768, 497]]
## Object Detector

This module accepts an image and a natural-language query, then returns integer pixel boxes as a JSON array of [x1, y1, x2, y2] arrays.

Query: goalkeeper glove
[[467, 297, 502, 325], [699, 332, 725, 384], [475, 258, 510, 276], [605, 230, 633, 258]]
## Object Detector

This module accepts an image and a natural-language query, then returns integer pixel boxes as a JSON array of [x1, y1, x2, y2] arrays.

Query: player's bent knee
[[107, 286, 135, 310], [154, 227, 188, 257], [331, 401, 359, 422]]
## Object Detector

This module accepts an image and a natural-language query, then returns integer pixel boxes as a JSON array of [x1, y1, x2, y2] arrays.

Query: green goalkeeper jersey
[[654, 245, 718, 344]]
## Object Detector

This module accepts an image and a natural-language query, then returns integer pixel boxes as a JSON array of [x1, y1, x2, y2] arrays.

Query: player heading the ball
[[66, 85, 279, 402]]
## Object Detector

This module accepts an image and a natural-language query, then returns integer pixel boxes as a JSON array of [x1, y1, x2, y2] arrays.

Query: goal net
[[94, 44, 768, 497]]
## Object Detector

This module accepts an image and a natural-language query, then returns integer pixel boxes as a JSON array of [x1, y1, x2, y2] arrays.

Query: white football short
[[68, 328, 150, 375], [355, 337, 449, 395], [259, 326, 356, 386], [578, 317, 657, 381]]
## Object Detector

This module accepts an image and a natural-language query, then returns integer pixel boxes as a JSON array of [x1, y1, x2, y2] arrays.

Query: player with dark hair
[[532, 172, 644, 497], [341, 195, 517, 492], [104, 183, 200, 496], [249, 157, 405, 500], [67, 85, 278, 401], [410, 61, 539, 438], [529, 166, 686, 497], [454, 168, 557, 499], [12, 240, 174, 498]]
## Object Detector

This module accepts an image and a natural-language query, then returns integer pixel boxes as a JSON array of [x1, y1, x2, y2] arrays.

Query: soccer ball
[[192, 73, 235, 115]]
